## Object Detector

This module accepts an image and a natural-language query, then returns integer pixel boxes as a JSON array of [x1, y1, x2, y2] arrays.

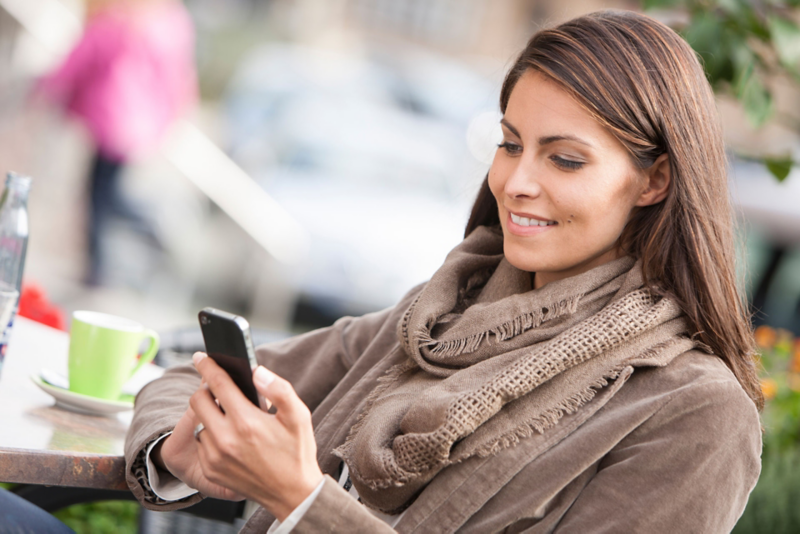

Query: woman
[[125, 10, 762, 533]]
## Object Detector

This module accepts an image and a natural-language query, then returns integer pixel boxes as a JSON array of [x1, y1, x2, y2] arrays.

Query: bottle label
[[0, 309, 17, 373]]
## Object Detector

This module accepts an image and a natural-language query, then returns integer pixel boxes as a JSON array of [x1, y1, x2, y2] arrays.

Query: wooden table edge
[[0, 448, 128, 490]]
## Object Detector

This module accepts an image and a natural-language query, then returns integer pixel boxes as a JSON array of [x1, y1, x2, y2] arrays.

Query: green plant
[[731, 326, 800, 532], [643, 0, 800, 181], [53, 501, 139, 534], [733, 446, 800, 533], [754, 325, 800, 453]]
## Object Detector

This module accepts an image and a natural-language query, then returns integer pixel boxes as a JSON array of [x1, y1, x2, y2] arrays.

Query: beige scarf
[[334, 225, 696, 514]]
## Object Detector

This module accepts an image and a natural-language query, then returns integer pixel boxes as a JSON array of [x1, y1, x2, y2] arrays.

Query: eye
[[497, 142, 522, 156], [550, 155, 585, 171]]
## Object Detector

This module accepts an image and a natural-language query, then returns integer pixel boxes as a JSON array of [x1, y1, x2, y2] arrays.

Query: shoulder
[[632, 350, 759, 419], [618, 350, 761, 459], [587, 349, 762, 468], [549, 351, 762, 533], [576, 349, 762, 459], [339, 282, 425, 347]]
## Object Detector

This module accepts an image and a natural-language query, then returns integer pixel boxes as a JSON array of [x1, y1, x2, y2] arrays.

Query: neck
[[533, 246, 622, 290]]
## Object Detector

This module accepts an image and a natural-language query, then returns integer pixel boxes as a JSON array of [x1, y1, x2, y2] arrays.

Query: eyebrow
[[500, 119, 594, 148]]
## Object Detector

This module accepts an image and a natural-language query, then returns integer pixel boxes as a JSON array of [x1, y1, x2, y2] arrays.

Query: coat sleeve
[[253, 301, 409, 413], [291, 476, 397, 534], [124, 286, 420, 511], [551, 378, 762, 534]]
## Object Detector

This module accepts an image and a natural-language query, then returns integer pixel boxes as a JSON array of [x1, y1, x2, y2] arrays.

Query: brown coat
[[125, 287, 761, 533]]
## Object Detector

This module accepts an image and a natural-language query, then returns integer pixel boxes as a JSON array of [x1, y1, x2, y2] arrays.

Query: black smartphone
[[198, 307, 260, 407]]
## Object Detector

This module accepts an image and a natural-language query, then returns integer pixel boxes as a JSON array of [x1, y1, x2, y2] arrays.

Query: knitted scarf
[[334, 225, 696, 514]]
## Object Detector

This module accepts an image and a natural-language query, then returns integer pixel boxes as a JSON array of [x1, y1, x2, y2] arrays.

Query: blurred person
[[7, 9, 762, 533], [37, 0, 197, 285]]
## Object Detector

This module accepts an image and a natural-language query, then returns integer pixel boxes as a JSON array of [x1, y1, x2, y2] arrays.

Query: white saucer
[[30, 374, 134, 416]]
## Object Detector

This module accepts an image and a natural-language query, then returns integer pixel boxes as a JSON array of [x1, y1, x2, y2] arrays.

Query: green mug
[[68, 311, 160, 400]]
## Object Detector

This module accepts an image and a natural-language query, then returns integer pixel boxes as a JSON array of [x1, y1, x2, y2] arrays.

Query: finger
[[172, 406, 200, 442], [253, 366, 310, 431], [193, 443, 246, 501], [250, 367, 273, 413], [193, 352, 252, 415], [190, 383, 226, 433]]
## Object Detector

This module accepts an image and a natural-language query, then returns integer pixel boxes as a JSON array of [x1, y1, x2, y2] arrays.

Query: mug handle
[[129, 329, 160, 380]]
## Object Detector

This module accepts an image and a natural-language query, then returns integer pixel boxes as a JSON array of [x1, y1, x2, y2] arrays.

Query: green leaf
[[718, 0, 747, 16], [769, 16, 800, 67], [765, 156, 794, 182], [684, 13, 730, 83], [741, 6, 771, 40], [738, 69, 774, 127], [642, 0, 682, 8], [732, 38, 756, 83]]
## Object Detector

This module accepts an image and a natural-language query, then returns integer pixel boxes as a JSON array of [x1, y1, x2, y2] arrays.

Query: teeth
[[510, 213, 555, 227]]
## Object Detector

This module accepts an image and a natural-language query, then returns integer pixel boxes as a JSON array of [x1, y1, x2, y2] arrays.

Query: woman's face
[[489, 70, 666, 289]]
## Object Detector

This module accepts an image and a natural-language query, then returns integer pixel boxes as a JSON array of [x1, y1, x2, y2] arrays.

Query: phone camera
[[201, 316, 210, 325]]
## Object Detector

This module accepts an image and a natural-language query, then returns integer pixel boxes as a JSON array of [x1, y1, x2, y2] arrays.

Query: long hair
[[466, 10, 764, 410]]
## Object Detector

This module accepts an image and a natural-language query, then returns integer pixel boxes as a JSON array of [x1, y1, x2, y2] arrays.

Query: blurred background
[[0, 0, 557, 335], [1, 0, 798, 336], [2, 0, 800, 532]]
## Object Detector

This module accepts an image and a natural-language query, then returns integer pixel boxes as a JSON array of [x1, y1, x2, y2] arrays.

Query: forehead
[[505, 70, 617, 148]]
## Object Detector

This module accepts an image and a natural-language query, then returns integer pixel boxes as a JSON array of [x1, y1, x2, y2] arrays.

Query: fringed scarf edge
[[415, 293, 584, 359]]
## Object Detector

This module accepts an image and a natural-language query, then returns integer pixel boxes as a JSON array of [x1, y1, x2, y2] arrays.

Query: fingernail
[[254, 366, 275, 390], [192, 352, 206, 366]]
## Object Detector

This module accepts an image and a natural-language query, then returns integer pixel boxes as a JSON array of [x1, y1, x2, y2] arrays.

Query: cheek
[[488, 162, 504, 199], [550, 183, 591, 225], [487, 167, 508, 216], [563, 179, 637, 236]]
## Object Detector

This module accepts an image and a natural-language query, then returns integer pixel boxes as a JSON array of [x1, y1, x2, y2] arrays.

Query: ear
[[636, 153, 671, 207]]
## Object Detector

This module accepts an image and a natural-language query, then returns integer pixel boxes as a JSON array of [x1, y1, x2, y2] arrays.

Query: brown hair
[[466, 10, 764, 410]]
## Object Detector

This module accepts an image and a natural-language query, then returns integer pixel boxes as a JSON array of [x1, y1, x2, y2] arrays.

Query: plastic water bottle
[[0, 172, 31, 375]]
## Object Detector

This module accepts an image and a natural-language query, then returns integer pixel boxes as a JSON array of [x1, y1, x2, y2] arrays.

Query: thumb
[[253, 366, 310, 430]]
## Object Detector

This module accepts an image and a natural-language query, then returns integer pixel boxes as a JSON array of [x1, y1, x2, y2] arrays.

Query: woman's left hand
[[189, 352, 324, 522]]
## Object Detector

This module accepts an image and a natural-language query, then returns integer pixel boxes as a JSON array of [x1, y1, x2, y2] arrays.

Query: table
[[0, 317, 130, 491], [0, 317, 245, 522]]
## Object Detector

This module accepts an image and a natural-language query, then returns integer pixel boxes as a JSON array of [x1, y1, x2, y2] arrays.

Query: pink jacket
[[39, 1, 197, 161]]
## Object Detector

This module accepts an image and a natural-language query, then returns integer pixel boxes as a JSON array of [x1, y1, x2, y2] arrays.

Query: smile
[[510, 213, 557, 227]]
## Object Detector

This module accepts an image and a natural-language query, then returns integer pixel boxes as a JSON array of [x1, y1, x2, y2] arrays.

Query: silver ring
[[193, 423, 205, 441]]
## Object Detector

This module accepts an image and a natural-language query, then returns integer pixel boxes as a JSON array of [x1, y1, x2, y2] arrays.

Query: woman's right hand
[[153, 406, 245, 501]]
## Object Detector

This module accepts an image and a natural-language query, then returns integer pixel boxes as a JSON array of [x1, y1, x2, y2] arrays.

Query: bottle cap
[[6, 172, 32, 190]]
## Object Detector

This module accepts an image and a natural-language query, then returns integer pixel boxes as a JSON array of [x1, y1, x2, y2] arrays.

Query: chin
[[503, 243, 548, 273]]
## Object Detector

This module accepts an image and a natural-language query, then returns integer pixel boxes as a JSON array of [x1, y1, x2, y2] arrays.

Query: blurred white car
[[222, 43, 498, 322]]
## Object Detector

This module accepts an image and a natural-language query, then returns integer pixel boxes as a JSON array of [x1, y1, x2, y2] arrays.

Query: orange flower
[[761, 378, 778, 400], [789, 374, 800, 393], [790, 341, 800, 373], [755, 326, 777, 349]]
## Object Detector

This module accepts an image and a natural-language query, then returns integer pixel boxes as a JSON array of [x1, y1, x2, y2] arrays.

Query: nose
[[504, 160, 542, 200]]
